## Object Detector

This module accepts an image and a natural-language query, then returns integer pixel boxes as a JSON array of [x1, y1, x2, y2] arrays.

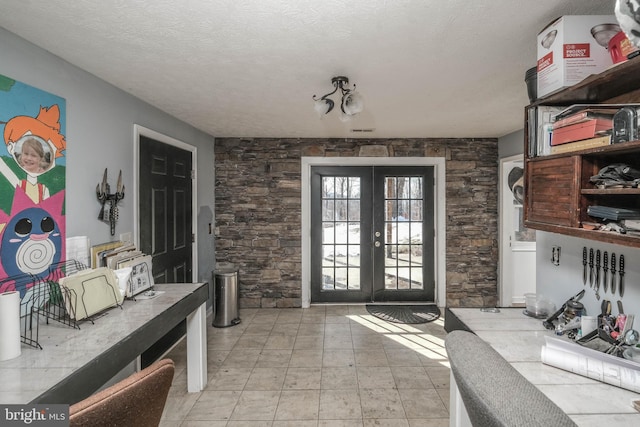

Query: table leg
[[449, 370, 472, 427], [186, 301, 207, 392]]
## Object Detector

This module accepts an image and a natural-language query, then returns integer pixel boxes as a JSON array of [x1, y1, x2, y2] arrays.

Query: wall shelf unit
[[524, 57, 640, 248]]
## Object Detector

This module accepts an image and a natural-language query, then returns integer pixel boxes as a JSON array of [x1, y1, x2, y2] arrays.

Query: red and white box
[[537, 15, 617, 98]]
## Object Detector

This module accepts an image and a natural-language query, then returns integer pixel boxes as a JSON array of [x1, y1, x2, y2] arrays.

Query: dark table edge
[[444, 307, 472, 334]]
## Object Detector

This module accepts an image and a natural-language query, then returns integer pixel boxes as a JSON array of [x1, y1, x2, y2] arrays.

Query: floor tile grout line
[[162, 306, 449, 425]]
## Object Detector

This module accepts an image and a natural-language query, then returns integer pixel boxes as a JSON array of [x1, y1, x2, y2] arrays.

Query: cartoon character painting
[[0, 74, 66, 298], [0, 188, 65, 295]]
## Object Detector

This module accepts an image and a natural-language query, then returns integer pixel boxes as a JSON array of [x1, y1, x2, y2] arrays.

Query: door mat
[[365, 305, 441, 324]]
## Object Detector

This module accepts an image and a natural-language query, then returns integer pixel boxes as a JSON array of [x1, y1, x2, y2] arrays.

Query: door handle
[[375, 231, 381, 237], [375, 241, 381, 247]]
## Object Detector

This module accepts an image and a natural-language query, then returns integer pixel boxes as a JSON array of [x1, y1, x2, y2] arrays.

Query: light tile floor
[[160, 305, 450, 427]]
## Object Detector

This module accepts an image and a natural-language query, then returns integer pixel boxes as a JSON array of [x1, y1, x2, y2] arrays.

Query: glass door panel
[[311, 167, 372, 303], [374, 167, 434, 302]]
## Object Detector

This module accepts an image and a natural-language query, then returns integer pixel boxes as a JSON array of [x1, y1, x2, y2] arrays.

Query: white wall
[[536, 232, 640, 319], [0, 28, 216, 290]]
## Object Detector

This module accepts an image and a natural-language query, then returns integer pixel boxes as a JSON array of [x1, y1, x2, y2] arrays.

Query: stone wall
[[214, 138, 499, 308]]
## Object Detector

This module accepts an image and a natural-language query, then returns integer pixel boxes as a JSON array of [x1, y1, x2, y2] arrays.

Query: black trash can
[[212, 270, 241, 327]]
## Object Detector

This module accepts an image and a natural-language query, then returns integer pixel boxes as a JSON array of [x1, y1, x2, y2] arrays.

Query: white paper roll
[[0, 291, 22, 361]]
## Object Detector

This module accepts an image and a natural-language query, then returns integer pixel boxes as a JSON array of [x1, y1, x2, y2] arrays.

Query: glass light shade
[[314, 98, 334, 116], [342, 91, 364, 115]]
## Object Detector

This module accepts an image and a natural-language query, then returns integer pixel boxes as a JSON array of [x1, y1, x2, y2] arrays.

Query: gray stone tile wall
[[214, 138, 498, 308]]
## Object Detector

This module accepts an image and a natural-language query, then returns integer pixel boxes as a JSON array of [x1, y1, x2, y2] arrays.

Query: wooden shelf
[[524, 57, 640, 249], [527, 140, 640, 162], [581, 188, 640, 195], [524, 220, 640, 246], [530, 57, 640, 106]]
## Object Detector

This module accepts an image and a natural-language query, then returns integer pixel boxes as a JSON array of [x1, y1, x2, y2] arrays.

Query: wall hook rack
[[96, 168, 125, 236]]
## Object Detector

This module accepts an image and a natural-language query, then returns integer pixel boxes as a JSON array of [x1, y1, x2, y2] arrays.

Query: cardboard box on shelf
[[537, 15, 617, 98]]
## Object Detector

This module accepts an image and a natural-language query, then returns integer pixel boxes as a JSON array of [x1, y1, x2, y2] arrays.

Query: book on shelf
[[552, 104, 636, 122], [529, 105, 563, 157], [551, 118, 613, 146], [552, 109, 616, 130], [549, 135, 611, 154], [527, 107, 537, 158]]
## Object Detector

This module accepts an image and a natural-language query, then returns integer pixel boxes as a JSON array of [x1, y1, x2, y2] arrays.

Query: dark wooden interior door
[[139, 135, 193, 366], [139, 135, 193, 284]]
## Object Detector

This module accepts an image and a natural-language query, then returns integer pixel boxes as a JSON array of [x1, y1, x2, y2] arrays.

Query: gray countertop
[[449, 308, 640, 427], [0, 282, 207, 404]]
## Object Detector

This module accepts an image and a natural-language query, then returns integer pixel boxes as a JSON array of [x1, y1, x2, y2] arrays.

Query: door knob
[[375, 231, 381, 237], [375, 241, 381, 247]]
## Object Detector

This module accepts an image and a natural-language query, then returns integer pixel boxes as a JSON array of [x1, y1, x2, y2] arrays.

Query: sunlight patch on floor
[[348, 313, 449, 367]]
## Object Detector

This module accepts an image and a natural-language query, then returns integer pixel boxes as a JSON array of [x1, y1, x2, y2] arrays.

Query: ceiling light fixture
[[313, 76, 364, 121]]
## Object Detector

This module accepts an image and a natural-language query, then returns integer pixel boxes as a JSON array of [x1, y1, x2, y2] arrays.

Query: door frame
[[498, 154, 536, 307], [301, 157, 446, 308], [133, 124, 198, 283]]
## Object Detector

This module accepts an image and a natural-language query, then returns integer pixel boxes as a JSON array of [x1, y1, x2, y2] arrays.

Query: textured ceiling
[[0, 1, 615, 138]]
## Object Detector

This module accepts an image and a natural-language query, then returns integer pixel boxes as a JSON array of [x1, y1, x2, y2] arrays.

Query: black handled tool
[[595, 249, 601, 289], [582, 247, 588, 286], [589, 248, 595, 288], [619, 254, 625, 298], [611, 253, 617, 295], [603, 251, 609, 293]]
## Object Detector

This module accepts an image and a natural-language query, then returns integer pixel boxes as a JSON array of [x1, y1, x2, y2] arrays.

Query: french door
[[311, 166, 435, 303]]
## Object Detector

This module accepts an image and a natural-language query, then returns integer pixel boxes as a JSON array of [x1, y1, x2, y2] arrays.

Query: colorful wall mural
[[0, 74, 66, 296]]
